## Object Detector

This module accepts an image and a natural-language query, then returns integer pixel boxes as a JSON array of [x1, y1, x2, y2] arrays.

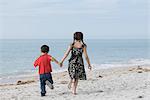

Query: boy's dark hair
[[41, 45, 49, 53]]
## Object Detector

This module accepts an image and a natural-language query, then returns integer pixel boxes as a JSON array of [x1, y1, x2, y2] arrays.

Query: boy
[[34, 45, 61, 97]]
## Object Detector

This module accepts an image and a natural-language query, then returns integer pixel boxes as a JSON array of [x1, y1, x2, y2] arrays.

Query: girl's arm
[[83, 46, 92, 70], [60, 45, 72, 66]]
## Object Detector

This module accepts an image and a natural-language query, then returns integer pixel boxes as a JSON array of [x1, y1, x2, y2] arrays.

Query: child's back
[[34, 53, 52, 74], [34, 45, 61, 97]]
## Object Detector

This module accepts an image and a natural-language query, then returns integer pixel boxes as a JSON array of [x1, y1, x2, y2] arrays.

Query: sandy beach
[[0, 66, 150, 100]]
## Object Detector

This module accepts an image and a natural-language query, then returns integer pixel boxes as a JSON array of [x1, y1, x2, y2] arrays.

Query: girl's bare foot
[[71, 89, 76, 95], [72, 92, 77, 95]]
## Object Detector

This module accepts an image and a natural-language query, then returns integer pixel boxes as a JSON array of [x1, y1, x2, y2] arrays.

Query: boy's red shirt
[[34, 53, 52, 74]]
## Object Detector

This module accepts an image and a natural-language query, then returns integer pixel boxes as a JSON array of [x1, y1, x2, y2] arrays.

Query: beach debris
[[17, 80, 35, 85], [129, 66, 150, 73], [0, 84, 14, 87], [143, 68, 150, 72], [97, 75, 103, 78], [129, 66, 149, 73], [17, 81, 22, 84], [137, 95, 143, 98], [137, 71, 143, 73], [137, 66, 142, 70], [128, 68, 136, 71], [128, 69, 133, 71], [137, 66, 143, 73], [58, 92, 67, 96], [97, 90, 104, 93]]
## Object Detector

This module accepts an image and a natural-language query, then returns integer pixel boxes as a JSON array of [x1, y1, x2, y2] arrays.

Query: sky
[[0, 0, 149, 39]]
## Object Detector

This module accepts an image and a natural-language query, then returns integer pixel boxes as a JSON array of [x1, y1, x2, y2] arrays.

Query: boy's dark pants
[[40, 73, 53, 95]]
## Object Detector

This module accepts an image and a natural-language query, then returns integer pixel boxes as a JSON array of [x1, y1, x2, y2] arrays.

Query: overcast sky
[[0, 0, 149, 39]]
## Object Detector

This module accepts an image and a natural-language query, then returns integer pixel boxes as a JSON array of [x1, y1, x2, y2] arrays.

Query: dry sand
[[0, 66, 150, 100]]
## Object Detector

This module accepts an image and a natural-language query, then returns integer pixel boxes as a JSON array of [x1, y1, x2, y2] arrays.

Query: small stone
[[98, 75, 103, 78], [137, 66, 142, 70], [17, 80, 22, 85], [137, 71, 143, 73], [129, 69, 133, 71], [138, 96, 143, 98], [98, 90, 104, 92]]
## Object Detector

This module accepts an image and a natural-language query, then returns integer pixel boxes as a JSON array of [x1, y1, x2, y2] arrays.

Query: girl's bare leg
[[71, 79, 76, 94], [74, 79, 78, 95], [71, 79, 78, 95], [68, 79, 72, 89]]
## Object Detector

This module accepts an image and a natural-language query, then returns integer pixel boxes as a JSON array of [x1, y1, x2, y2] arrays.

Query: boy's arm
[[34, 58, 39, 68], [51, 57, 61, 66]]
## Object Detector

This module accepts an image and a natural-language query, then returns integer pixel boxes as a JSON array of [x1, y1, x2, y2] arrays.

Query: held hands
[[59, 61, 63, 67], [88, 65, 92, 70]]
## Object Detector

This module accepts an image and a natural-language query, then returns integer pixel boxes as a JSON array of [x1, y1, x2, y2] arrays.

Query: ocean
[[0, 39, 150, 81]]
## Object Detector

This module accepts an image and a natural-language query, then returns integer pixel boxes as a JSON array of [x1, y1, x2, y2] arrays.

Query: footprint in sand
[[11, 96, 18, 100], [35, 91, 38, 93], [60, 81, 68, 84], [27, 94, 31, 96]]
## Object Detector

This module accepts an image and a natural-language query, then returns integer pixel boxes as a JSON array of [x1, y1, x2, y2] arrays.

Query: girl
[[60, 32, 92, 95]]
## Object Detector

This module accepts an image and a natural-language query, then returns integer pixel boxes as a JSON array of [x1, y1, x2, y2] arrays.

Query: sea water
[[0, 39, 150, 83]]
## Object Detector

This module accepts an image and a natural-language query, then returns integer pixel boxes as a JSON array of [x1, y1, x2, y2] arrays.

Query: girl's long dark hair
[[72, 32, 86, 47]]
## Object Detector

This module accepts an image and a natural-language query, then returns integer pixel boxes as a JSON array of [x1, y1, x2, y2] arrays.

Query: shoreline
[[0, 68, 68, 85], [0, 65, 150, 86], [1, 58, 150, 85]]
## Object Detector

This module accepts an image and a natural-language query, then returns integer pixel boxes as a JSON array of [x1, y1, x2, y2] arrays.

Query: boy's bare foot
[[46, 80, 54, 89]]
